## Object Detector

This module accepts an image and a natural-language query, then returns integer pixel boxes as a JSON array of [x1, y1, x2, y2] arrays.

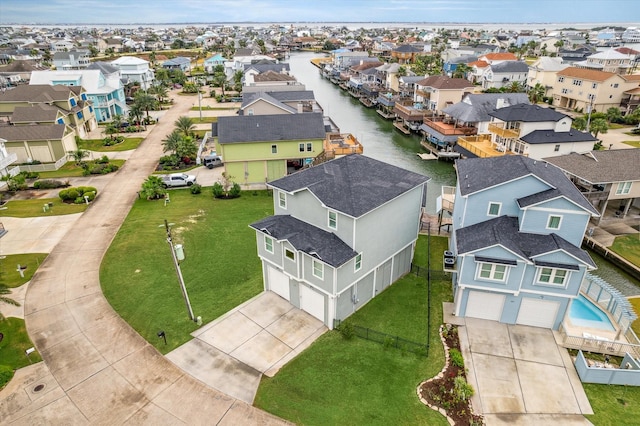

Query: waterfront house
[[526, 56, 569, 96], [203, 53, 226, 74], [0, 84, 97, 139], [30, 65, 128, 123], [543, 149, 640, 223], [161, 56, 192, 72], [214, 113, 326, 185], [456, 103, 596, 160], [110, 56, 154, 90], [480, 61, 529, 90], [449, 155, 599, 329], [250, 154, 429, 328], [414, 75, 475, 113], [239, 90, 321, 116]]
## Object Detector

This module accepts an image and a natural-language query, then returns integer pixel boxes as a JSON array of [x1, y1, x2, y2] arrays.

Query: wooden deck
[[420, 211, 451, 236]]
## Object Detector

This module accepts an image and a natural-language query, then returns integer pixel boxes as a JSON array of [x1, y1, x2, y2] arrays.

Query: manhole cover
[[33, 384, 45, 393]]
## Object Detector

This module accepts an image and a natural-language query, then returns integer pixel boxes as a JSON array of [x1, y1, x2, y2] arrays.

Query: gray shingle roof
[[0, 124, 66, 141], [543, 149, 640, 183], [11, 104, 61, 122], [456, 155, 598, 215], [0, 84, 74, 103], [217, 113, 326, 143], [416, 75, 475, 90], [456, 216, 595, 268], [250, 215, 357, 267], [269, 154, 430, 218], [240, 92, 296, 113], [520, 129, 597, 144], [87, 61, 119, 74], [489, 61, 530, 73], [442, 93, 529, 123], [489, 104, 568, 122]]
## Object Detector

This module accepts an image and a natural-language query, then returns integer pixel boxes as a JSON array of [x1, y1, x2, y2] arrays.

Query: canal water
[[287, 51, 455, 213], [286, 52, 640, 297]]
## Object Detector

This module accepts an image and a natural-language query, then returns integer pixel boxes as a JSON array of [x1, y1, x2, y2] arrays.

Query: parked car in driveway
[[160, 173, 196, 188], [202, 155, 223, 169]]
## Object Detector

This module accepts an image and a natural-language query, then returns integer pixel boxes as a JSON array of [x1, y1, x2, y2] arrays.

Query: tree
[[505, 82, 524, 93], [528, 83, 545, 104], [233, 71, 243, 92], [162, 130, 182, 156], [176, 137, 198, 160], [589, 118, 608, 138], [67, 149, 90, 165], [133, 90, 157, 119], [174, 116, 196, 138], [572, 117, 587, 131], [0, 284, 20, 319], [140, 176, 166, 200], [128, 103, 144, 127], [606, 107, 622, 123], [452, 63, 471, 79]]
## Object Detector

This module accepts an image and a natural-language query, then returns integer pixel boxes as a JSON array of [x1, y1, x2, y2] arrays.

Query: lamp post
[[164, 219, 195, 321], [198, 91, 202, 120], [586, 96, 595, 132]]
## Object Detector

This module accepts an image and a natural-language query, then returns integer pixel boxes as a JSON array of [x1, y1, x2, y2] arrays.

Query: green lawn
[[194, 117, 218, 123], [190, 106, 238, 111], [254, 236, 452, 426], [630, 298, 640, 337], [0, 254, 48, 287], [100, 189, 274, 353], [609, 234, 640, 268], [78, 137, 144, 152], [37, 160, 126, 178], [584, 383, 640, 426], [622, 141, 640, 148], [0, 198, 87, 218], [0, 318, 42, 389]]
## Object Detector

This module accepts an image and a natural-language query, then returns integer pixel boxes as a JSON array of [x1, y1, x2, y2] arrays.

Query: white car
[[160, 173, 197, 188]]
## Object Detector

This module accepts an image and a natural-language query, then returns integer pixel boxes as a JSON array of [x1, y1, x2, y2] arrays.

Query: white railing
[[559, 324, 640, 358], [16, 156, 68, 173], [0, 152, 18, 170]]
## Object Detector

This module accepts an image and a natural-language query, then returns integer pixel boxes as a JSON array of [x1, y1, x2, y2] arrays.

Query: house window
[[278, 191, 287, 209], [264, 236, 274, 253], [487, 202, 501, 216], [558, 76, 564, 82], [76, 111, 83, 119], [561, 88, 568, 94], [547, 215, 562, 230], [613, 83, 619, 88], [572, 79, 582, 86], [81, 93, 87, 100], [616, 181, 632, 195], [554, 144, 560, 152], [285, 248, 295, 261], [477, 262, 507, 282], [271, 144, 278, 154], [247, 109, 254, 115], [328, 210, 337, 229], [312, 259, 324, 279], [592, 83, 597, 89], [537, 267, 568, 286], [89, 106, 93, 113], [70, 98, 77, 106], [306, 143, 313, 152], [57, 118, 64, 124], [299, 143, 305, 152], [354, 253, 362, 272]]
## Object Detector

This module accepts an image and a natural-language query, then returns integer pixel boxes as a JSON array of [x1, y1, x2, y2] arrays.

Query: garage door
[[267, 266, 290, 300], [300, 285, 325, 322], [465, 291, 505, 321], [516, 298, 560, 328]]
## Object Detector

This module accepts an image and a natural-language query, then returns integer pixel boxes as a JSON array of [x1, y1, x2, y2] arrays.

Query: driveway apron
[[1, 91, 290, 425]]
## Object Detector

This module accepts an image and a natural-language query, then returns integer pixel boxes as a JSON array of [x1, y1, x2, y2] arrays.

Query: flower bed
[[417, 325, 484, 425]]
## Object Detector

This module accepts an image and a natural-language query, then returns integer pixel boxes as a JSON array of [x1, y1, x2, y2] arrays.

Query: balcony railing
[[488, 122, 520, 139], [440, 186, 455, 212], [423, 117, 477, 136], [0, 152, 18, 170], [323, 133, 364, 159]]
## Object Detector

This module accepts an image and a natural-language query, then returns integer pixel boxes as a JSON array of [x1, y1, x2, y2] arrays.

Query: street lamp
[[586, 96, 595, 132], [163, 219, 195, 321]]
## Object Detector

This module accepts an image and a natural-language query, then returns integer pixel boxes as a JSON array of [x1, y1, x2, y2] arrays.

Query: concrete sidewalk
[[1, 91, 290, 424]]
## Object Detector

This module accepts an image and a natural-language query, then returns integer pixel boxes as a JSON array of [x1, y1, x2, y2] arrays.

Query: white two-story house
[[449, 155, 599, 329], [250, 155, 430, 329]]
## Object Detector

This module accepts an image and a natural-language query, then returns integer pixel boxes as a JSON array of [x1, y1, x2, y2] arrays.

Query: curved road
[[4, 93, 287, 424]]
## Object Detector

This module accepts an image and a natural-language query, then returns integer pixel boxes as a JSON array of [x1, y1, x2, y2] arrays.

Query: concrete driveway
[[456, 316, 593, 425], [167, 291, 327, 404]]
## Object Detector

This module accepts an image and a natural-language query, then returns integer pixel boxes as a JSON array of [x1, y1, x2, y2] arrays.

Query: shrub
[[339, 322, 355, 340], [19, 171, 39, 179], [453, 375, 474, 402], [7, 175, 27, 192], [74, 196, 86, 204], [229, 182, 241, 198], [33, 179, 65, 189], [59, 186, 97, 202], [212, 182, 224, 198], [90, 164, 106, 174], [95, 155, 110, 164], [449, 348, 465, 368], [190, 183, 202, 194]]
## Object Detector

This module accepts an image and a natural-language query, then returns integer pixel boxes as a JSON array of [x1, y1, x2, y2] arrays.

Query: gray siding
[[520, 198, 591, 246]]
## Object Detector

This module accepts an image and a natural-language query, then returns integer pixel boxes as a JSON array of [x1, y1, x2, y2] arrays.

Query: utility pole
[[586, 96, 595, 132], [165, 219, 195, 321]]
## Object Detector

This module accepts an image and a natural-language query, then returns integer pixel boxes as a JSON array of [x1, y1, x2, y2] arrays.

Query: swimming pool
[[568, 294, 616, 331]]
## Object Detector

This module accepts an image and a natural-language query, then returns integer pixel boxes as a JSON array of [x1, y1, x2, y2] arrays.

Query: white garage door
[[267, 266, 290, 300], [517, 298, 560, 328], [300, 285, 325, 323], [466, 291, 505, 321]]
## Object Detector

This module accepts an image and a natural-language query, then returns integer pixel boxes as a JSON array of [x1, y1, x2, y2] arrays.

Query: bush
[[0, 364, 15, 389], [7, 175, 27, 192], [95, 155, 110, 164], [453, 375, 474, 402], [59, 186, 97, 202], [229, 182, 241, 198], [33, 179, 65, 189], [190, 183, 202, 194], [449, 348, 464, 368], [212, 182, 224, 198], [19, 171, 39, 179], [339, 322, 355, 340]]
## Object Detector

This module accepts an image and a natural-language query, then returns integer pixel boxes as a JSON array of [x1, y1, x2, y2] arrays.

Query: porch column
[[622, 198, 634, 217], [597, 198, 609, 225]]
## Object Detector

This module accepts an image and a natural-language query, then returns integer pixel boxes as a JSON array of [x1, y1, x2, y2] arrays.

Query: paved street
[[0, 91, 290, 424]]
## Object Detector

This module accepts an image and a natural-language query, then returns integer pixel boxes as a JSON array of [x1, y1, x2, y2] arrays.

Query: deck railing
[[488, 122, 520, 139], [559, 324, 640, 358]]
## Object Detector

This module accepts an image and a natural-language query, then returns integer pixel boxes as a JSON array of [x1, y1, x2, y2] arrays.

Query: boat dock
[[419, 141, 461, 161]]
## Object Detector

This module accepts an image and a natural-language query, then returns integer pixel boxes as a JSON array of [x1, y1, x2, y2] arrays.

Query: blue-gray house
[[450, 155, 599, 329], [250, 155, 430, 329]]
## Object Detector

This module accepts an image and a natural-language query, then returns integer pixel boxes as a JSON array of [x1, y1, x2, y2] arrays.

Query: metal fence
[[334, 320, 428, 356], [410, 263, 449, 282]]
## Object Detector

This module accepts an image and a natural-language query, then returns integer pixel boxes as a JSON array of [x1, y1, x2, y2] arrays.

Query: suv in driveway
[[160, 173, 197, 188], [202, 155, 223, 169]]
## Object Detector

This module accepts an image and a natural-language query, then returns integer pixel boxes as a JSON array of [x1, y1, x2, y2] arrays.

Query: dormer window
[[70, 98, 77, 107], [487, 202, 501, 216], [547, 215, 562, 230]]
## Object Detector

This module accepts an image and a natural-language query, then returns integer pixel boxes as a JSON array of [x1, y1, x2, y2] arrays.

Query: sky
[[1, 0, 639, 25]]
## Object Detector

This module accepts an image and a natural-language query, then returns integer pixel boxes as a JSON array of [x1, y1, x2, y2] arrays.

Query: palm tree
[[174, 116, 195, 138], [162, 130, 183, 156], [140, 176, 166, 200], [589, 118, 609, 138], [67, 149, 90, 165], [528, 83, 546, 104], [572, 117, 587, 131], [606, 107, 622, 123], [452, 63, 471, 79], [505, 82, 524, 93], [133, 91, 157, 120], [128, 104, 144, 127]]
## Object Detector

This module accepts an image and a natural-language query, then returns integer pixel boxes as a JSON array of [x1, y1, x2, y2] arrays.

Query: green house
[[215, 113, 326, 185]]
